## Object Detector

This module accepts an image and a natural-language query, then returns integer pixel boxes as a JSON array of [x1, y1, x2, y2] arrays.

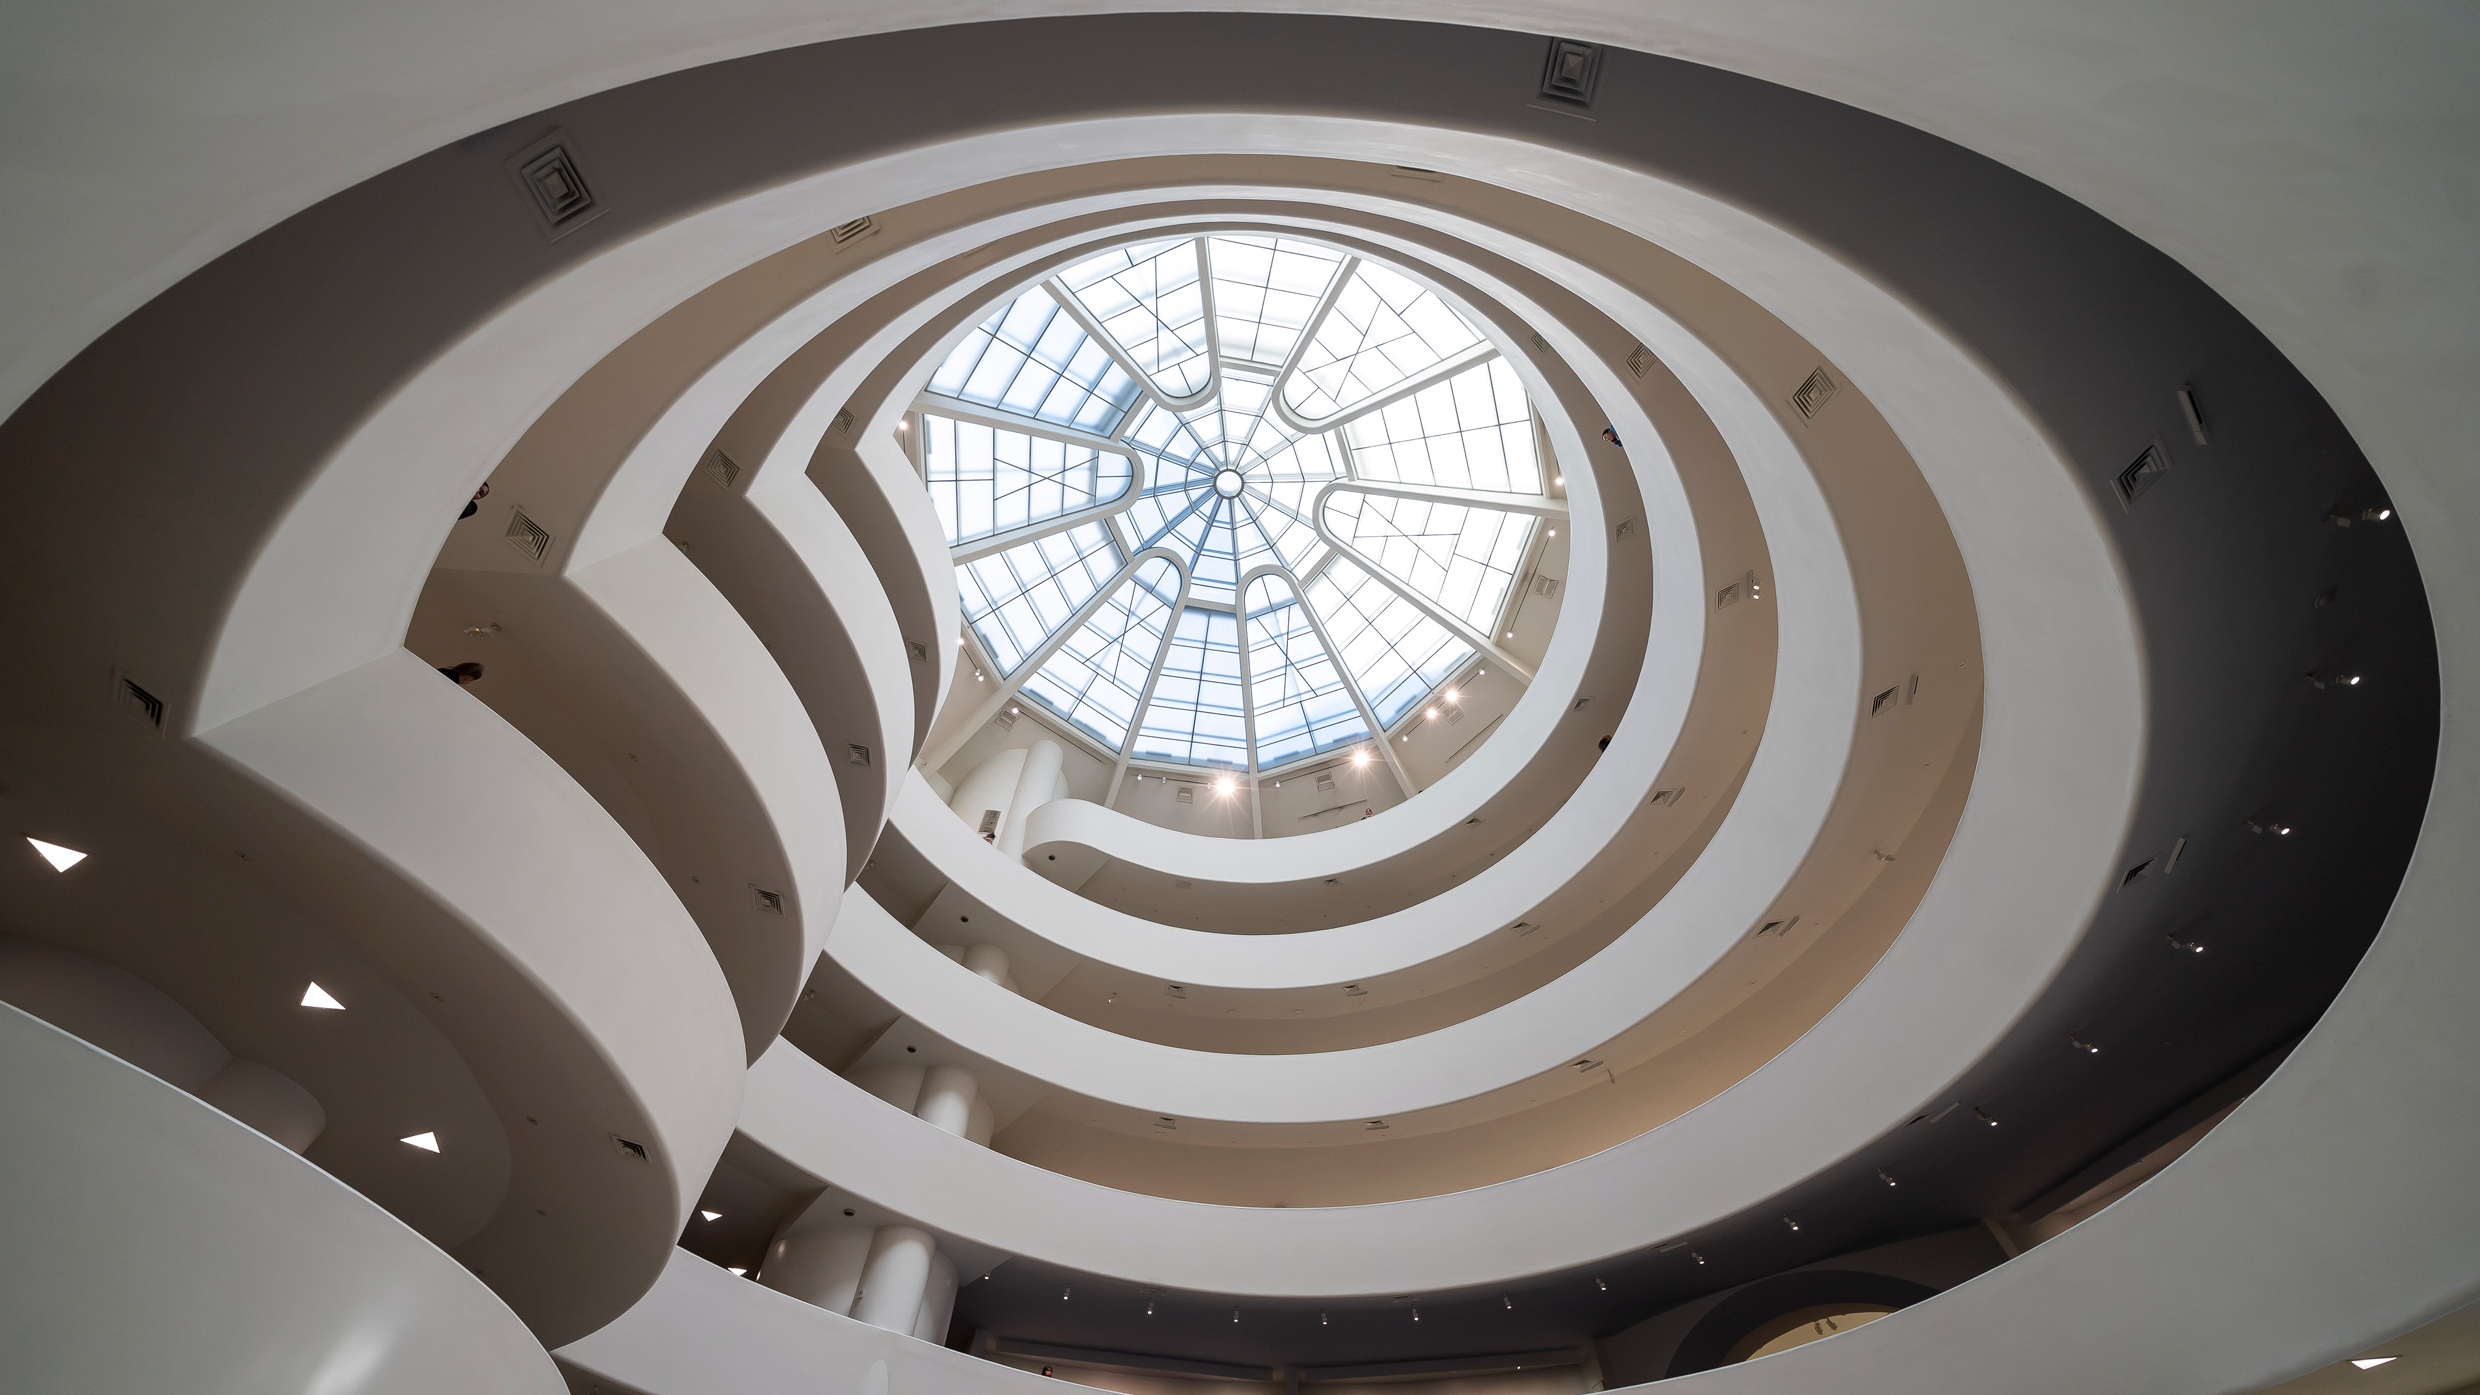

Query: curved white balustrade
[[1, 1001, 563, 1395]]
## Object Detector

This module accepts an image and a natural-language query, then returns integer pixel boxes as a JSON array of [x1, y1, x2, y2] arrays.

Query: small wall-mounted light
[[1411, 1307, 1421, 1322], [1782, 1214, 1800, 1233], [1594, 1276, 1608, 1291], [1232, 1310, 1240, 1324], [2168, 935, 2206, 954], [1502, 1295, 1514, 1310], [401, 1132, 441, 1152], [1320, 1309, 1328, 1325], [26, 838, 87, 872], [2070, 1036, 2101, 1054], [1973, 1106, 1999, 1127], [700, 1210, 721, 1222], [2354, 1357, 2399, 1370], [1877, 1168, 1898, 1187], [301, 983, 345, 1011], [1061, 1286, 1072, 1301], [1692, 1250, 1707, 1266]]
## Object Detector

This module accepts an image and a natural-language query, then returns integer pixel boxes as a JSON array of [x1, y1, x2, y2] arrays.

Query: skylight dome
[[919, 234, 1559, 786]]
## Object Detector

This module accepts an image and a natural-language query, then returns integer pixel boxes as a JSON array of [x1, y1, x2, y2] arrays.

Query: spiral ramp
[[0, 9, 2471, 1395]]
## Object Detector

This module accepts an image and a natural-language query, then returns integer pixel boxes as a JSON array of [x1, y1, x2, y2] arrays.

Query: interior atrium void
[[1, 8, 2474, 1395]]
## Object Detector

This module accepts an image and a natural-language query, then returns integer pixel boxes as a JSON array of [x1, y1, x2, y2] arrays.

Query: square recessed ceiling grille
[[1176, 785, 1195, 804], [830, 217, 877, 247], [1625, 343, 1653, 379], [1792, 367, 1838, 420], [704, 449, 741, 490], [2115, 441, 2173, 510], [508, 131, 604, 240], [505, 508, 552, 564], [1538, 39, 1604, 112]]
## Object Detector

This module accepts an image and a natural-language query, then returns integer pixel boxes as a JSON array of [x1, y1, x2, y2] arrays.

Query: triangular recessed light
[[301, 982, 345, 1010], [728, 1267, 748, 1277], [2353, 1358, 2398, 1370], [701, 1210, 722, 1222], [27, 838, 87, 872], [401, 1132, 440, 1152]]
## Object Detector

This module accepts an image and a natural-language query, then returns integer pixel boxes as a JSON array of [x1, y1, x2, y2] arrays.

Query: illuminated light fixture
[[1321, 1309, 1329, 1325], [1547, 528, 1556, 537], [1594, 1276, 1608, 1291], [26, 838, 87, 872], [1215, 778, 1234, 795], [2354, 1358, 2398, 1370], [1553, 475, 1564, 486], [1506, 631, 1515, 638], [401, 1132, 441, 1152], [1146, 1299, 1155, 1316], [1411, 1307, 1421, 1323], [1428, 707, 1439, 719], [300, 983, 345, 1011], [1782, 1214, 1800, 1233], [1692, 1250, 1707, 1265], [1011, 705, 1020, 714], [2347, 675, 2363, 685], [1973, 1106, 1999, 1128], [729, 1267, 748, 1276], [700, 1210, 721, 1222], [2070, 1036, 2101, 1054], [1503, 1295, 1514, 1310], [1353, 750, 1370, 765], [1878, 1168, 1898, 1187], [1061, 1286, 1072, 1301], [2168, 934, 2206, 953], [1232, 1310, 1240, 1323]]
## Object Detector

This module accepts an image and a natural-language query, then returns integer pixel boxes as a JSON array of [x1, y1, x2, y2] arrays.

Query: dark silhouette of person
[[1601, 426, 1624, 448], [439, 662, 484, 685], [459, 481, 491, 520]]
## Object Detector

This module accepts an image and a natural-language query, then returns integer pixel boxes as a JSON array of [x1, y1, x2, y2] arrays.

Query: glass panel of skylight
[[1246, 433, 1343, 572], [1281, 262, 1486, 423], [1018, 558, 1180, 749], [926, 288, 1141, 434], [1302, 556, 1473, 726], [1244, 576, 1369, 767], [1058, 239, 1214, 400], [1322, 489, 1533, 633], [923, 414, 1135, 548], [1339, 358, 1543, 495], [955, 521, 1121, 674], [1180, 372, 1292, 472], [1131, 607, 1249, 768], [1208, 236, 1349, 368]]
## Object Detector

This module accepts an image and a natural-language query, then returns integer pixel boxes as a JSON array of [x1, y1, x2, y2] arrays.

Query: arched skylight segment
[[1018, 558, 1180, 749], [928, 289, 1140, 434], [1243, 576, 1369, 767], [957, 521, 1122, 674], [1125, 400, 1216, 470], [1057, 240, 1215, 400], [1207, 236, 1349, 368], [1177, 372, 1293, 471], [923, 414, 1134, 548], [1340, 358, 1543, 494], [1302, 556, 1474, 726], [1280, 262, 1488, 424], [1323, 490, 1533, 633], [1131, 607, 1248, 768]]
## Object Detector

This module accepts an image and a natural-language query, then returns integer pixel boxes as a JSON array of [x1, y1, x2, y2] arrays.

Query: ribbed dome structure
[[0, 10, 2471, 1395]]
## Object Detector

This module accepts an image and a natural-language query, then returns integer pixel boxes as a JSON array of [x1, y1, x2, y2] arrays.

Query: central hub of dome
[[1211, 467, 1245, 499]]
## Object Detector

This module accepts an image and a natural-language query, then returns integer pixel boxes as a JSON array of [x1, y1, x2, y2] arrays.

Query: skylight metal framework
[[920, 235, 1561, 803]]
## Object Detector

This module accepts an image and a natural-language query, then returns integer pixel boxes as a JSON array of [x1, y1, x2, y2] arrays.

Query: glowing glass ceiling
[[924, 235, 1556, 775]]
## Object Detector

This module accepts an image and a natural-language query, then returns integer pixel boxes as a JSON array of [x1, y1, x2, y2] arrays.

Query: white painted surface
[[0, 1001, 561, 1395]]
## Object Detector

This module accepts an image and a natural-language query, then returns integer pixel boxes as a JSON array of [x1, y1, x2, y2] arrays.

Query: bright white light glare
[[401, 1132, 441, 1153], [300, 983, 345, 1011], [1215, 779, 1234, 795], [1506, 631, 1515, 638], [1353, 750, 1370, 764], [1547, 528, 1556, 537], [701, 1210, 722, 1222], [2354, 1358, 2398, 1370], [1553, 475, 1564, 486], [729, 1267, 748, 1277], [2348, 675, 2362, 685], [27, 838, 87, 872], [1427, 707, 1440, 719]]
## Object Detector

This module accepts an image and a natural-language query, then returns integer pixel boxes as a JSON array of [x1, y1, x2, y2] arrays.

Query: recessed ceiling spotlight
[[1353, 750, 1370, 765], [1594, 1276, 1607, 1291], [1231, 1310, 1240, 1324], [1321, 1308, 1329, 1325], [1973, 1106, 1999, 1127], [1547, 528, 1556, 537], [1502, 1295, 1514, 1309], [700, 1210, 721, 1222], [401, 1132, 441, 1152], [1878, 1168, 1898, 1187], [1692, 1250, 1707, 1265], [2070, 1036, 2101, 1054], [1782, 1214, 1800, 1232], [729, 1267, 748, 1276], [1553, 475, 1564, 486], [1411, 1306, 1421, 1322], [1011, 705, 1019, 714], [2168, 934, 2206, 953], [1506, 631, 1515, 638], [26, 838, 87, 872], [2353, 1357, 2398, 1370], [300, 982, 345, 1011], [1061, 1286, 1072, 1301]]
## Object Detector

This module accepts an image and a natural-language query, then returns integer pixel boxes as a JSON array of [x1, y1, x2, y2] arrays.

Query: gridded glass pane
[[1058, 239, 1214, 400], [1281, 262, 1486, 424], [1019, 558, 1181, 749], [1302, 556, 1474, 726], [1245, 575, 1369, 767], [923, 414, 1134, 548], [927, 287, 1143, 434], [956, 522, 1121, 674], [1120, 381, 1343, 605], [1131, 607, 1249, 768], [1208, 235, 1349, 368], [1339, 358, 1543, 494], [1322, 489, 1535, 633]]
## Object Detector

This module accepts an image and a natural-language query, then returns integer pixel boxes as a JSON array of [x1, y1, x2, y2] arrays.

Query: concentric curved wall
[[1, 9, 2468, 1395]]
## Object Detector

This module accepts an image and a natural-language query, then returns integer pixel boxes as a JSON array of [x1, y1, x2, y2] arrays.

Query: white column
[[947, 747, 1028, 842], [961, 945, 1011, 989], [996, 739, 1063, 854], [760, 1224, 874, 1315], [850, 1226, 937, 1333], [911, 1250, 961, 1344], [915, 1064, 979, 1137]]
